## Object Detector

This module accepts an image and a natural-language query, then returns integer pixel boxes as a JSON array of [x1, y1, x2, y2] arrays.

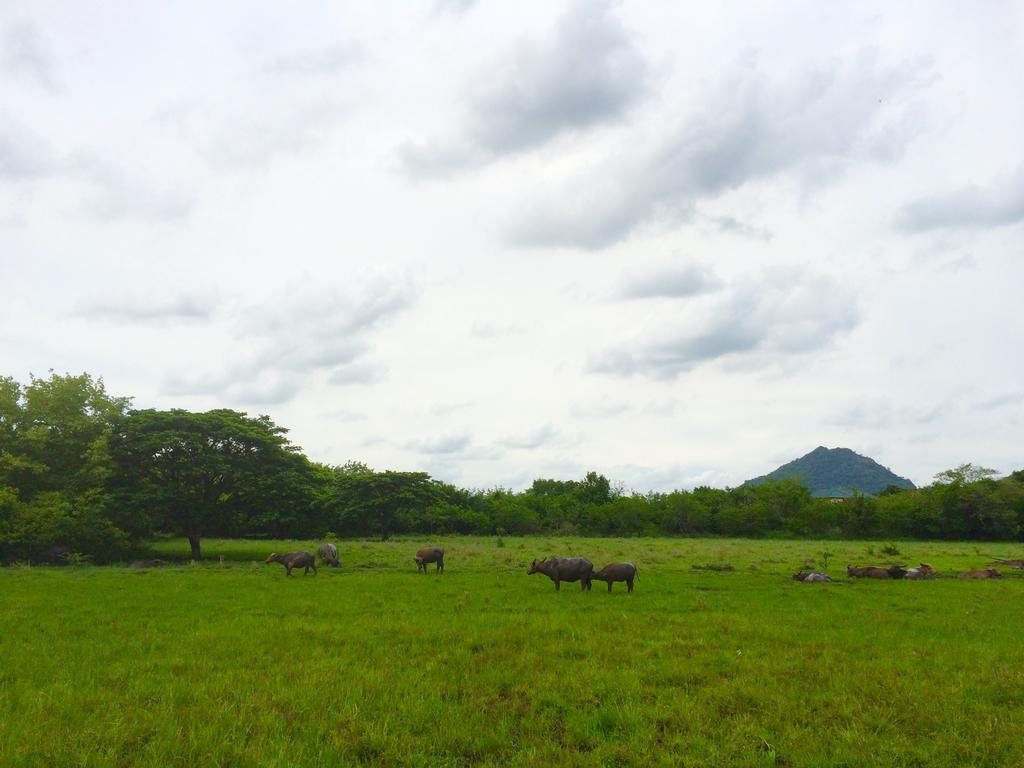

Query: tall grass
[[2, 536, 1024, 767]]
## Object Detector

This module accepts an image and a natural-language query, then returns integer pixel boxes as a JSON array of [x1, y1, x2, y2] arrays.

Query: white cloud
[[499, 424, 558, 450], [617, 262, 723, 300], [1, 20, 58, 91], [897, 164, 1024, 232], [593, 269, 859, 379], [400, 0, 649, 176], [75, 294, 216, 323], [409, 433, 473, 454], [509, 51, 933, 248], [160, 278, 414, 406], [0, 114, 59, 179]]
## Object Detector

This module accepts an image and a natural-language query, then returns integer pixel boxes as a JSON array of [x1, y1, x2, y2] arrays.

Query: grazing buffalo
[[528, 557, 593, 592], [793, 571, 832, 583], [905, 563, 936, 580], [414, 547, 444, 573], [847, 565, 907, 579], [317, 542, 340, 567], [592, 562, 637, 593], [960, 568, 1002, 580], [266, 551, 317, 576]]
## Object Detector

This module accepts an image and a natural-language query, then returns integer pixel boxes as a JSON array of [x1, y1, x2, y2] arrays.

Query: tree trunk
[[188, 532, 201, 561]]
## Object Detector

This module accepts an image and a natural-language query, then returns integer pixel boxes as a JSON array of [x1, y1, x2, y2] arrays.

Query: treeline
[[2, 373, 1023, 563]]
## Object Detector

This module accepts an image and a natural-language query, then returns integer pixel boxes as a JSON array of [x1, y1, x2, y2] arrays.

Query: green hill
[[744, 446, 916, 497]]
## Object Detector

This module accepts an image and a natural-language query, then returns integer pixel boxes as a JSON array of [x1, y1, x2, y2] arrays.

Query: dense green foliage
[[109, 408, 315, 560], [0, 373, 137, 563], [744, 446, 916, 497], [1, 372, 1023, 564], [4, 536, 1024, 767]]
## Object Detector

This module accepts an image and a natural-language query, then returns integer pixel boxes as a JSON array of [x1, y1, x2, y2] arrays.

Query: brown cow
[[266, 551, 317, 576], [592, 562, 637, 593], [991, 559, 1024, 569], [959, 568, 1002, 579], [847, 565, 907, 579], [528, 557, 593, 592], [414, 546, 444, 573]]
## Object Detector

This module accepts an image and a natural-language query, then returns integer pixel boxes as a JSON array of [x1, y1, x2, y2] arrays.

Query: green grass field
[[3, 537, 1024, 767]]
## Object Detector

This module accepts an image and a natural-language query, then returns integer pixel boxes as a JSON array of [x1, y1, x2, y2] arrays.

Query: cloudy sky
[[2, 0, 1022, 491]]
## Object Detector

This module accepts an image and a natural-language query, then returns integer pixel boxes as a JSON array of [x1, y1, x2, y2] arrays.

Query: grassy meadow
[[3, 536, 1024, 767]]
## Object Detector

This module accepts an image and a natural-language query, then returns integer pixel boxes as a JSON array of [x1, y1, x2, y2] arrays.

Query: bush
[[0, 489, 130, 564]]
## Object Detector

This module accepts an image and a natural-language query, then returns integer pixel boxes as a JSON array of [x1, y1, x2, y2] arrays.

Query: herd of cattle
[[264, 546, 637, 591], [264, 544, 1023, 587], [793, 560, 1023, 582]]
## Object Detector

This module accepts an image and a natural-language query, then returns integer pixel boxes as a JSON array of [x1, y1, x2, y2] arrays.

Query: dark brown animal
[[527, 557, 593, 591], [128, 559, 165, 569], [266, 551, 317, 576], [592, 562, 637, 592], [414, 547, 444, 573], [847, 565, 906, 579], [37, 545, 71, 564], [991, 559, 1024, 569], [960, 568, 1002, 580]]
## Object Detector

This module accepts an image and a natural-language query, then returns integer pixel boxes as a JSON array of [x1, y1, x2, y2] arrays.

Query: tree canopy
[[934, 463, 1000, 485], [110, 408, 313, 560]]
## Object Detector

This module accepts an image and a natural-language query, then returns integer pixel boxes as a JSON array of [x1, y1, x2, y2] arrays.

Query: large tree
[[111, 408, 309, 560], [1, 372, 130, 499], [934, 463, 1000, 485], [325, 468, 441, 539], [0, 373, 138, 562]]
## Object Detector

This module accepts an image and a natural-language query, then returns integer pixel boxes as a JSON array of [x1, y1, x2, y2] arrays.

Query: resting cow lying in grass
[[905, 563, 936, 579], [959, 568, 1002, 579], [847, 565, 907, 579]]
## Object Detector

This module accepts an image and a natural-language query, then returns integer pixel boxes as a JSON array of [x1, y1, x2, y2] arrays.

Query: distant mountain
[[744, 446, 916, 497]]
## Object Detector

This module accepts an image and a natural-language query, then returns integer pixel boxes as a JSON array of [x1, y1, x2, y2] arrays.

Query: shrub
[[0, 489, 130, 564]]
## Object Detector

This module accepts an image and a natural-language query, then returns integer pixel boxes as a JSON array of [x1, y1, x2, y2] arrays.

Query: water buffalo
[[414, 546, 444, 573], [128, 559, 165, 569], [793, 571, 831, 582], [592, 562, 637, 593], [960, 568, 1002, 579], [905, 563, 936, 580], [991, 559, 1024, 569], [317, 542, 340, 567], [266, 551, 317, 576], [527, 557, 593, 591], [37, 545, 71, 564], [847, 565, 906, 579]]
